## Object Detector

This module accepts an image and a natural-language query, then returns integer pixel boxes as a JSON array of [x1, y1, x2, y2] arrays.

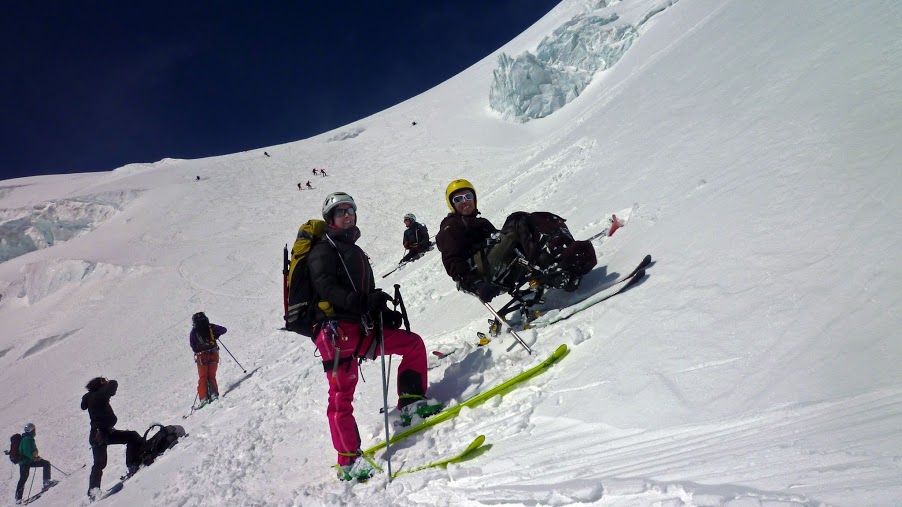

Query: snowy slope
[[1, 0, 900, 506]]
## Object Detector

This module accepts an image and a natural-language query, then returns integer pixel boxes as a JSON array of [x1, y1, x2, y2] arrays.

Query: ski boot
[[487, 318, 502, 337], [399, 398, 444, 427], [335, 455, 377, 482]]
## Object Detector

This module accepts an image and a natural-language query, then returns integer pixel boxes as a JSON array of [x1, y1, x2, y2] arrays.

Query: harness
[[319, 234, 379, 379]]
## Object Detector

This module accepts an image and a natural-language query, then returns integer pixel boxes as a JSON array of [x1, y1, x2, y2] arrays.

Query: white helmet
[[403, 213, 416, 222], [322, 192, 357, 220], [23, 423, 35, 433]]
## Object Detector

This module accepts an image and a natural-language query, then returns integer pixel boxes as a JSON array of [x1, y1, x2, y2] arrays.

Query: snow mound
[[109, 158, 185, 178], [328, 126, 365, 141], [21, 329, 80, 359], [0, 190, 140, 263], [19, 258, 150, 305], [489, 0, 677, 121], [0, 184, 30, 200]]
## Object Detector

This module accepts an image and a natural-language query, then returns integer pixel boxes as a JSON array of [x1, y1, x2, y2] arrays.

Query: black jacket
[[81, 380, 119, 432], [307, 226, 375, 323], [190, 323, 227, 353], [436, 212, 497, 290], [403, 222, 429, 250]]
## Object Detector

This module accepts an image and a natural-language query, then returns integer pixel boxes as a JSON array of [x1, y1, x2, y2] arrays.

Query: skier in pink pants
[[307, 192, 440, 481]]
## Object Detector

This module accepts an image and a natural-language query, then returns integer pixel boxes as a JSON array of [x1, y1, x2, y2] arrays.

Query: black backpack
[[192, 313, 215, 348], [7, 433, 22, 463], [501, 211, 597, 275], [140, 424, 186, 466]]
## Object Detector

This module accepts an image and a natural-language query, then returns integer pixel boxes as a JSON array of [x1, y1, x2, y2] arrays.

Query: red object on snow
[[608, 214, 620, 236]]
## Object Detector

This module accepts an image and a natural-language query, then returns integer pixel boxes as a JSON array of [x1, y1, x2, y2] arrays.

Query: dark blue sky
[[0, 1, 558, 180]]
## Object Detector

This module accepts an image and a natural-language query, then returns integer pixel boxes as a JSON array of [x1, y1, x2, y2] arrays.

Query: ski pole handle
[[393, 284, 411, 333]]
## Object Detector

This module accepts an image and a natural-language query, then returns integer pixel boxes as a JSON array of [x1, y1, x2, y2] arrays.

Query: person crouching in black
[[80, 377, 143, 500]]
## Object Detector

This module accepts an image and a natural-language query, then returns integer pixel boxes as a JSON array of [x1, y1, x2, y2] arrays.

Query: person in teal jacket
[[14, 423, 56, 504]]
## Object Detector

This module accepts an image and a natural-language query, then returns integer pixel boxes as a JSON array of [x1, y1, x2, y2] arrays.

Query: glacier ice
[[0, 191, 139, 263], [490, 0, 677, 122]]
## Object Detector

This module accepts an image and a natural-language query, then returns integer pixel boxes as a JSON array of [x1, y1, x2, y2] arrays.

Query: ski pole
[[217, 338, 247, 373], [187, 393, 199, 418], [377, 312, 393, 482], [51, 463, 72, 476], [483, 302, 533, 355], [392, 284, 411, 333], [27, 472, 36, 499]]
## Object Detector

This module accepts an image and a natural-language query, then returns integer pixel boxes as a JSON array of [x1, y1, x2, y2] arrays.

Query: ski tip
[[628, 269, 646, 285], [551, 343, 569, 358]]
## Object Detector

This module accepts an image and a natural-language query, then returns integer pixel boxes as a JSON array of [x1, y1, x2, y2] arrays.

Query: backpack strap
[[324, 235, 374, 334], [142, 424, 165, 442]]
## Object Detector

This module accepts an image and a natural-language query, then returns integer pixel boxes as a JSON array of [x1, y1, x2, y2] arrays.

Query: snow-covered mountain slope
[[1, 0, 899, 505]]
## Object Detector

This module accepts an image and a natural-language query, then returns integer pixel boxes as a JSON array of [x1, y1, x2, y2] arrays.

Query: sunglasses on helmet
[[333, 207, 356, 217], [451, 192, 475, 204]]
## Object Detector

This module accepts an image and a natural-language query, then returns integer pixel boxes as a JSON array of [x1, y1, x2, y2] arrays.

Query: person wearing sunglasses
[[400, 213, 431, 264], [306, 192, 440, 481], [436, 178, 597, 303], [436, 179, 504, 303]]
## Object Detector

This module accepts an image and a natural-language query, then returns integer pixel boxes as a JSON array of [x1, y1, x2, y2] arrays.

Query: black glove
[[382, 309, 403, 329], [344, 290, 394, 314], [344, 292, 368, 313], [367, 290, 393, 312], [472, 280, 500, 303]]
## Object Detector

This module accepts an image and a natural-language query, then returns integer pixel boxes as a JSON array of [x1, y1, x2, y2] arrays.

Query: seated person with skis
[[400, 213, 430, 264], [307, 192, 441, 481], [436, 178, 597, 306]]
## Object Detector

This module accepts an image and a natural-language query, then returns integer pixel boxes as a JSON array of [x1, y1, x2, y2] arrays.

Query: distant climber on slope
[[189, 312, 227, 407], [400, 213, 430, 264], [81, 377, 143, 501], [13, 423, 57, 505]]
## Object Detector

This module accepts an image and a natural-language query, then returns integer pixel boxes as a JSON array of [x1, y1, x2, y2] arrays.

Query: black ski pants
[[89, 428, 143, 490], [401, 245, 429, 264], [15, 458, 51, 500]]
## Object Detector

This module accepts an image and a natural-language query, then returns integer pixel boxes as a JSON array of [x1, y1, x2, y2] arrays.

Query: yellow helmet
[[445, 179, 476, 212]]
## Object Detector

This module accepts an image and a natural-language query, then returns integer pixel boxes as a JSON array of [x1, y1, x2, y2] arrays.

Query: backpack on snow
[[501, 211, 597, 275], [283, 219, 328, 337], [139, 424, 186, 466], [7, 433, 22, 463]]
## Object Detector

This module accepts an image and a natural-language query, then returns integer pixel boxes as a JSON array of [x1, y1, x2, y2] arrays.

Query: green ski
[[391, 435, 487, 478], [363, 344, 569, 456]]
